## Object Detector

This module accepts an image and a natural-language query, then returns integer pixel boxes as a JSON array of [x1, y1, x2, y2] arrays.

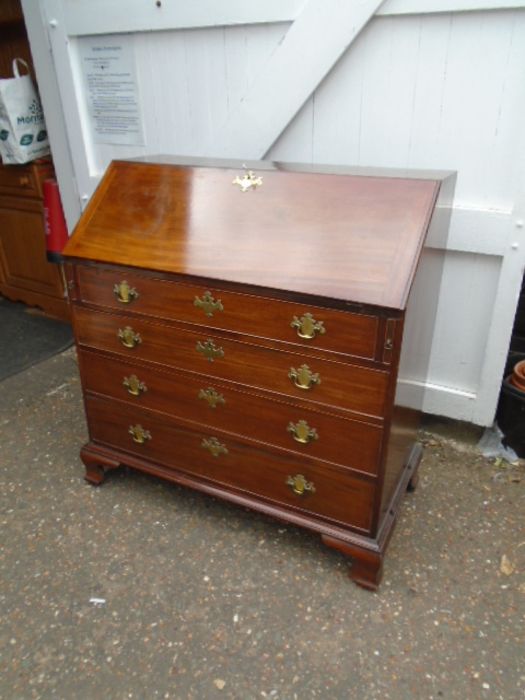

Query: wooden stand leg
[[321, 534, 383, 591], [80, 445, 121, 485]]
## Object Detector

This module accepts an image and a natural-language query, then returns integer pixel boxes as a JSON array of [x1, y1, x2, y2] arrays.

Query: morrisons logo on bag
[[17, 98, 44, 126]]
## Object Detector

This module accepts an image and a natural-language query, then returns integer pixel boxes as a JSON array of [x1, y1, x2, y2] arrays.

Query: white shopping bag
[[0, 58, 50, 164]]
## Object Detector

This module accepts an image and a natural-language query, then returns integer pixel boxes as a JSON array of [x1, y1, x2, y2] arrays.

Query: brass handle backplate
[[118, 326, 142, 349], [202, 436, 228, 457], [114, 280, 139, 304], [123, 374, 147, 396], [290, 312, 326, 340], [288, 364, 321, 391], [194, 291, 224, 318], [287, 419, 319, 445], [286, 474, 316, 496], [128, 424, 151, 444], [232, 170, 263, 192], [198, 387, 225, 408], [196, 339, 224, 362]]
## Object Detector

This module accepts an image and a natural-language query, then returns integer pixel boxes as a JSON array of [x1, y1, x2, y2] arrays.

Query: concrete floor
[[1, 349, 524, 700]]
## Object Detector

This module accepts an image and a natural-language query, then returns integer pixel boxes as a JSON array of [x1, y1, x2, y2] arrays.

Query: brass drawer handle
[[287, 419, 319, 445], [128, 424, 151, 444], [123, 374, 147, 396], [198, 387, 225, 408], [288, 364, 321, 391], [194, 291, 224, 317], [202, 436, 228, 457], [286, 474, 316, 496], [196, 339, 224, 361], [290, 312, 326, 340], [114, 280, 139, 304], [118, 326, 142, 348], [232, 170, 263, 192]]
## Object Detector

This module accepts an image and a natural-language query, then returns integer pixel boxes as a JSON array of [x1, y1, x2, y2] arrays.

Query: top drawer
[[0, 163, 46, 199], [75, 265, 379, 360]]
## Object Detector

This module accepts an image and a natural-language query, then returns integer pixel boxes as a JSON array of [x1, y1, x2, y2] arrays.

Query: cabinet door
[[0, 195, 67, 316]]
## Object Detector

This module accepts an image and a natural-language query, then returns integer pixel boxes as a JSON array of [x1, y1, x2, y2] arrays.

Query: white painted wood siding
[[21, 0, 525, 425]]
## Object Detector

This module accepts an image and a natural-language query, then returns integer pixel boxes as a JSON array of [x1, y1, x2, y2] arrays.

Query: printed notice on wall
[[79, 38, 144, 146]]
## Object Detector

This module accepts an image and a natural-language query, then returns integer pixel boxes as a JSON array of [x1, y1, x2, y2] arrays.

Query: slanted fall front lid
[[63, 158, 445, 309]]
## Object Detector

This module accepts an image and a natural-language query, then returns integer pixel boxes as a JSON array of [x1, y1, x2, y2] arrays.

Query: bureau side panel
[[374, 314, 421, 525]]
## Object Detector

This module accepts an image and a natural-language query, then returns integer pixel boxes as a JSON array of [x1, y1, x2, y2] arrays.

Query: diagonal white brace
[[204, 0, 386, 160]]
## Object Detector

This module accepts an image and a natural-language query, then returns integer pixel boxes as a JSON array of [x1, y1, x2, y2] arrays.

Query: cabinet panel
[[0, 160, 69, 320], [0, 197, 63, 297]]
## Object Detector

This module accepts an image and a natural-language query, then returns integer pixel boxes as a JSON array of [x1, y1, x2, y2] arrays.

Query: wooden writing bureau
[[63, 157, 455, 589]]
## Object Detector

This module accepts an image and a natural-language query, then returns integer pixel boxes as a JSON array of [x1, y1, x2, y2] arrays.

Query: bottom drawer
[[85, 395, 375, 533]]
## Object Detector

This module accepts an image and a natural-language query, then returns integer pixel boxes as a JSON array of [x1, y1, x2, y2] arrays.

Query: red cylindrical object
[[43, 179, 69, 262]]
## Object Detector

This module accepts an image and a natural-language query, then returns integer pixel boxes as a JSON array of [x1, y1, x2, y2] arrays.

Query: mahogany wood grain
[[64, 160, 440, 309], [0, 162, 49, 199], [0, 160, 70, 321], [64, 158, 454, 588], [73, 306, 390, 419], [85, 394, 375, 532], [321, 534, 383, 591], [78, 349, 383, 475], [81, 444, 121, 485], [76, 264, 380, 360], [379, 407, 421, 518]]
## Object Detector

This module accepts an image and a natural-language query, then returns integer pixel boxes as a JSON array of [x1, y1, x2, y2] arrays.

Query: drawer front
[[73, 307, 390, 418], [76, 265, 379, 360], [0, 165, 40, 198], [85, 395, 375, 533], [79, 350, 383, 475]]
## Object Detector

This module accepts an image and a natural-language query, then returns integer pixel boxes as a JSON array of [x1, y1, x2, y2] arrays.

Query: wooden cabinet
[[0, 1, 69, 320], [0, 161, 69, 320], [63, 157, 455, 589]]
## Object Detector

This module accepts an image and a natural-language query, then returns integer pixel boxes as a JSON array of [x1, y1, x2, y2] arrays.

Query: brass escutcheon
[[288, 364, 321, 391], [118, 326, 142, 349], [196, 338, 224, 361], [128, 424, 151, 444], [114, 280, 139, 304], [198, 387, 226, 408], [287, 419, 319, 445], [202, 436, 228, 457], [194, 291, 224, 318], [290, 312, 326, 340], [123, 374, 147, 396], [232, 170, 263, 193], [286, 474, 316, 496]]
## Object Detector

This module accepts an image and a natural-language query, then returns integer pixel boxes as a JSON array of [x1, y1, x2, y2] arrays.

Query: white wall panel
[[271, 12, 525, 209], [426, 251, 501, 392], [73, 24, 290, 180]]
